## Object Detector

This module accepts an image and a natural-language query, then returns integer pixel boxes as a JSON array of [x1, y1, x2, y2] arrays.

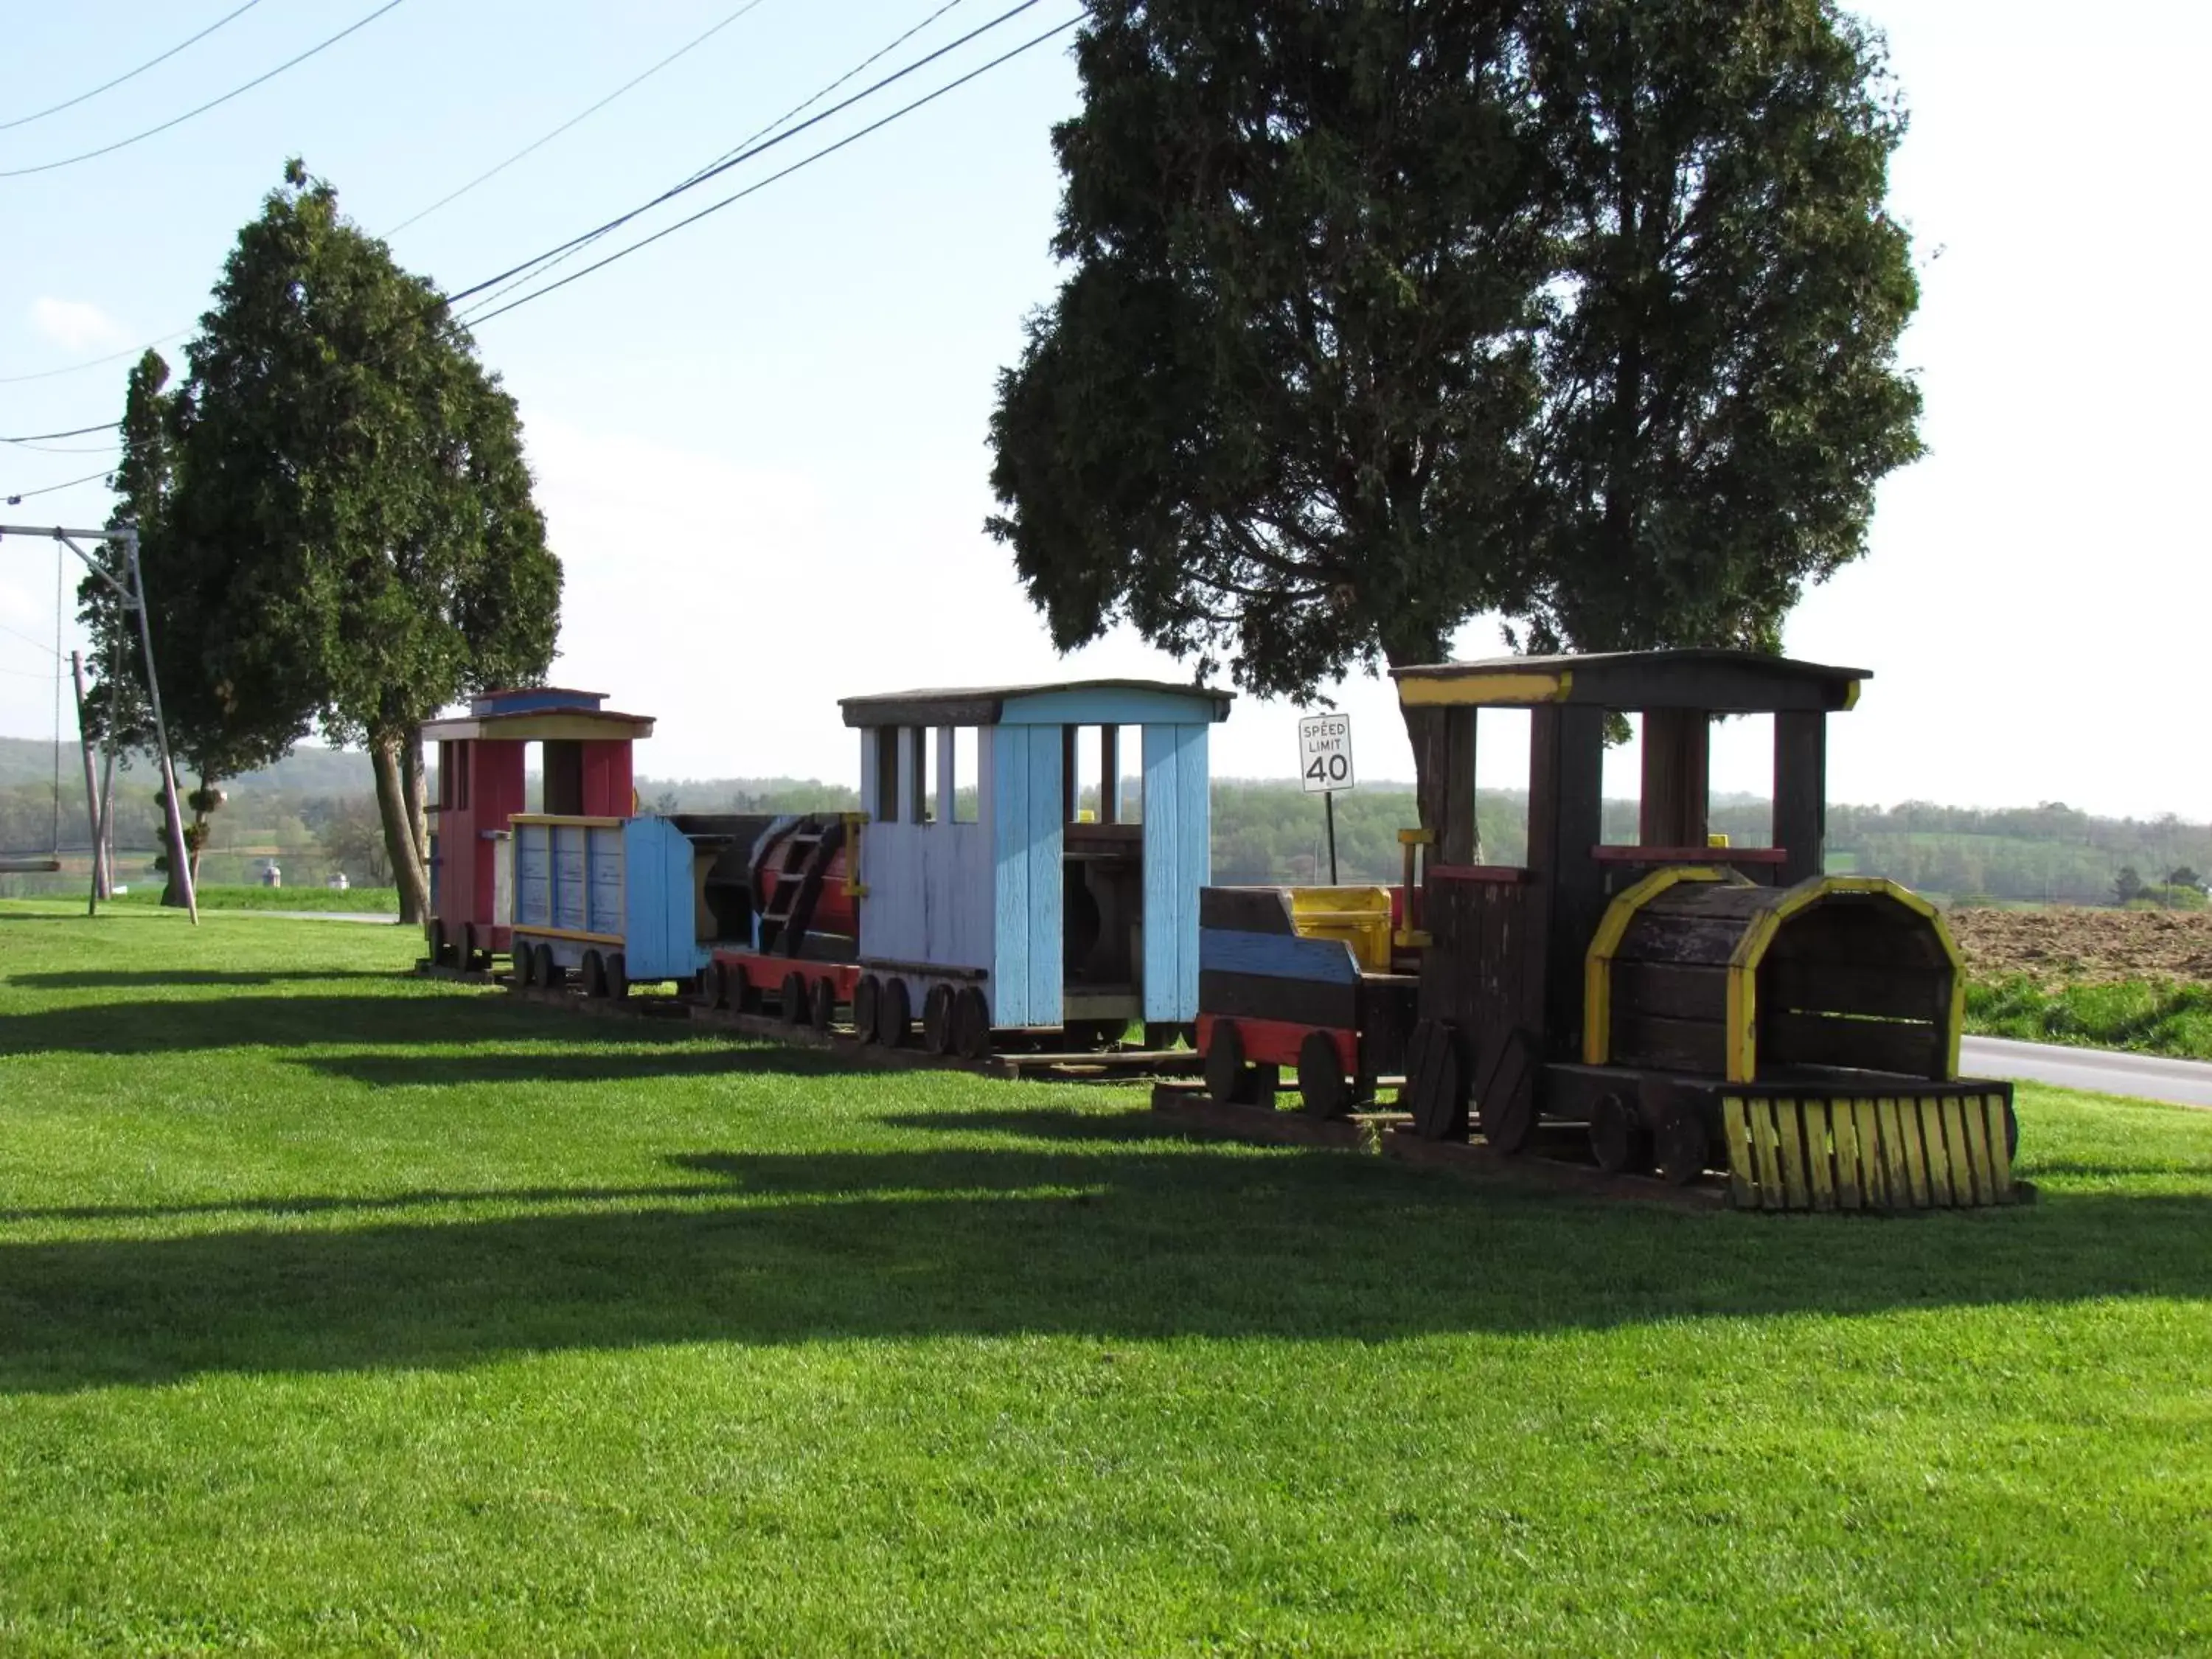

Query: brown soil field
[[1947, 905, 2212, 986]]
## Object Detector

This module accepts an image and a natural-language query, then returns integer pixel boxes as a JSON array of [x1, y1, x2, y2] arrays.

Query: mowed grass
[[108, 883, 403, 914], [1969, 972, 2212, 1061], [1, 907, 2208, 1655]]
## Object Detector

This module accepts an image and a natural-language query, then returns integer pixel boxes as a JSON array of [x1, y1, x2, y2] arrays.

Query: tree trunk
[[159, 780, 188, 908], [372, 731, 432, 924], [402, 728, 431, 869]]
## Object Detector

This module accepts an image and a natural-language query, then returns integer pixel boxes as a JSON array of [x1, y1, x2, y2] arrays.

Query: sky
[[1, 0, 2205, 816]]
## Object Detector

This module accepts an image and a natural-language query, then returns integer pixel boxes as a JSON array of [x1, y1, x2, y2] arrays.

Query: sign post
[[1297, 712, 1355, 885]]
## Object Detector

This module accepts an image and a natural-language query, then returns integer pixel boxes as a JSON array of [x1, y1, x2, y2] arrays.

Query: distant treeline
[[6, 735, 2207, 907]]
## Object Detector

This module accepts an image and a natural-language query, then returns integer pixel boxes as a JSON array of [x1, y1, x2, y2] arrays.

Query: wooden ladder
[[757, 819, 843, 956]]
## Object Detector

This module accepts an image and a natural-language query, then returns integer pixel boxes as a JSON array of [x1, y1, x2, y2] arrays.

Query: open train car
[[1196, 649, 2018, 1213]]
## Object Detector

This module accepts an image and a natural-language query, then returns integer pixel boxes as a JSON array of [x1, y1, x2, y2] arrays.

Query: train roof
[[1393, 649, 1868, 714], [840, 678, 1234, 728]]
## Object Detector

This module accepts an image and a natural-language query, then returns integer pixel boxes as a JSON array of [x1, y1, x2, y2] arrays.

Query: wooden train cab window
[[951, 728, 979, 822], [1116, 725, 1142, 824], [1711, 712, 1774, 849], [436, 742, 459, 811], [1479, 706, 1530, 865], [874, 728, 900, 823], [913, 727, 938, 824], [542, 740, 585, 817], [522, 742, 544, 813], [1600, 712, 1641, 844], [1065, 724, 1102, 821]]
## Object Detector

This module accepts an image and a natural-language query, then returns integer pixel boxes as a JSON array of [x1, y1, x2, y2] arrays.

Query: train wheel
[[1475, 1032, 1536, 1154], [878, 978, 914, 1048], [809, 977, 837, 1032], [582, 950, 608, 998], [1589, 1093, 1649, 1174], [854, 975, 882, 1044], [427, 919, 451, 967], [1404, 1021, 1467, 1141], [537, 945, 565, 989], [952, 987, 992, 1061], [1204, 1020, 1257, 1106], [1655, 1103, 1711, 1186], [1298, 1030, 1349, 1121], [706, 961, 730, 1010], [781, 972, 808, 1027], [605, 953, 628, 1001], [736, 964, 761, 1014], [922, 985, 955, 1056], [513, 940, 538, 988]]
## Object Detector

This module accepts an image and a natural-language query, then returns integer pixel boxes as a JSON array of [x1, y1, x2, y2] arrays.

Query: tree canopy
[[97, 161, 563, 920], [989, 0, 1922, 731]]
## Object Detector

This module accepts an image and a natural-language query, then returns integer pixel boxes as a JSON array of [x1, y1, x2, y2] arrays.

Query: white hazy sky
[[1, 1, 2205, 814]]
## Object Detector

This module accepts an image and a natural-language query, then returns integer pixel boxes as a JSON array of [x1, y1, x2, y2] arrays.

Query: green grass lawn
[[1969, 973, 2212, 1061], [2, 904, 2208, 1655], [106, 882, 403, 914]]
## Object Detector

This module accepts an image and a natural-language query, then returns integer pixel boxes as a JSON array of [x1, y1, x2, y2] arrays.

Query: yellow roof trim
[[1398, 669, 1573, 709]]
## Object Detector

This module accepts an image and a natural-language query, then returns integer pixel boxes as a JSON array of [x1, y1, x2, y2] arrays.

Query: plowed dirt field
[[1950, 906, 2212, 986]]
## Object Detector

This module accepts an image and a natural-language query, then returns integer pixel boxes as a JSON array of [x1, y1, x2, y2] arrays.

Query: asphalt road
[[1961, 1034, 2212, 1110]]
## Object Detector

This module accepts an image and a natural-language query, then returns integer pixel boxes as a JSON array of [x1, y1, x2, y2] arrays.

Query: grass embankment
[[1967, 975, 2212, 1061], [2, 902, 2209, 1653], [106, 882, 401, 915]]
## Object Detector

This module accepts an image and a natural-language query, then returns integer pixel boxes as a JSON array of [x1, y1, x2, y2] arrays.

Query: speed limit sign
[[1298, 713, 1355, 794]]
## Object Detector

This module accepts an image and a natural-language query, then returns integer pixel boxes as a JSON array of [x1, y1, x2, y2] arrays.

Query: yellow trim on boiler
[[1581, 866, 1733, 1065], [1397, 669, 1574, 708], [1722, 875, 1965, 1083]]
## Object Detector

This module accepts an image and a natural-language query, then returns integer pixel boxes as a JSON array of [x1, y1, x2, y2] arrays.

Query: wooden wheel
[[1403, 1020, 1467, 1141], [922, 984, 955, 1055], [781, 971, 808, 1027], [1475, 1033, 1536, 1154], [512, 939, 537, 988], [537, 944, 564, 989], [1589, 1093, 1648, 1174], [1204, 1020, 1256, 1106], [581, 950, 608, 998], [605, 953, 628, 1001], [706, 960, 731, 1010], [853, 975, 881, 1044], [459, 923, 481, 973], [734, 964, 760, 1014], [809, 977, 837, 1032], [952, 987, 993, 1061], [877, 977, 913, 1048], [1655, 1102, 1711, 1186], [1298, 1029, 1350, 1120], [428, 919, 451, 967]]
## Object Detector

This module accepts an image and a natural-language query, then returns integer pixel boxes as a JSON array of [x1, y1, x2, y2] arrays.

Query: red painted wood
[[1197, 1013, 1357, 1072], [712, 950, 862, 999], [1589, 844, 1789, 865]]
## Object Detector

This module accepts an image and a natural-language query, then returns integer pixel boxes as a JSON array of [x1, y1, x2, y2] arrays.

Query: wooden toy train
[[420, 650, 2017, 1213]]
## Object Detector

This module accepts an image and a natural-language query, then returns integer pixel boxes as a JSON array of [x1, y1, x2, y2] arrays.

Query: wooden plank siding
[[1143, 723, 1211, 1024], [991, 723, 1065, 1027]]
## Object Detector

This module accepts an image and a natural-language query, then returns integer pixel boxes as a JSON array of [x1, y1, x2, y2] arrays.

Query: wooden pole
[[68, 651, 108, 911], [1324, 790, 1339, 886]]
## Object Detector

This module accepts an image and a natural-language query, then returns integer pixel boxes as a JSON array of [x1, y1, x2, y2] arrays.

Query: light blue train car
[[838, 678, 1233, 1051]]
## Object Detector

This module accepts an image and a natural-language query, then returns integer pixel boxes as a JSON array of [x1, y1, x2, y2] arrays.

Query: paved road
[[1961, 1034, 2212, 1110]]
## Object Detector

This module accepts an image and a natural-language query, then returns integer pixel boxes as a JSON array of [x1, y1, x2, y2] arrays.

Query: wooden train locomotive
[[1197, 650, 2018, 1212]]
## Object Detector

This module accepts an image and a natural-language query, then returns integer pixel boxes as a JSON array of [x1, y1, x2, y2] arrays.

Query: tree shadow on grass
[[4, 1141, 2208, 1394], [8, 970, 394, 990], [299, 1043, 865, 1088]]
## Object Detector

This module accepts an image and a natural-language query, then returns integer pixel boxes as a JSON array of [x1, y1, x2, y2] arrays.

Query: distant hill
[[0, 737, 375, 795]]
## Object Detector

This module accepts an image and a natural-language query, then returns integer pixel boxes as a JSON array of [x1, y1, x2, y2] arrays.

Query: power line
[[3, 467, 115, 504], [0, 0, 408, 178], [0, 330, 188, 388], [0, 0, 271, 133], [2, 438, 120, 455], [0, 422, 115, 444], [383, 0, 778, 237], [469, 13, 1084, 327], [448, 0, 1050, 307], [0, 616, 63, 658], [454, 0, 975, 320]]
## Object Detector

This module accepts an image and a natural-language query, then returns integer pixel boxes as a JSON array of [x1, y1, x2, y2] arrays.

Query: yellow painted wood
[[508, 813, 627, 830], [1982, 1096, 2015, 1201], [1775, 1102, 1810, 1210], [1960, 1093, 1994, 1206], [1804, 1102, 1837, 1210], [1892, 1097, 1930, 1208], [1852, 1098, 1885, 1208], [1397, 669, 1572, 707], [1722, 1096, 1759, 1208], [1750, 1099, 1784, 1211], [1831, 1099, 1861, 1210], [509, 925, 625, 947], [1921, 1098, 1955, 1206], [1582, 866, 1731, 1065], [1940, 1096, 1976, 1206]]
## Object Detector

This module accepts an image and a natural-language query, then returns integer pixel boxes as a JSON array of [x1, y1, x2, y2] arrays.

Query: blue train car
[[836, 679, 1233, 1054]]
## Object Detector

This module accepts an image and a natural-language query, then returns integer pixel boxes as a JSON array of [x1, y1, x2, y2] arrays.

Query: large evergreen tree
[[158, 160, 561, 921], [989, 0, 1922, 771]]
